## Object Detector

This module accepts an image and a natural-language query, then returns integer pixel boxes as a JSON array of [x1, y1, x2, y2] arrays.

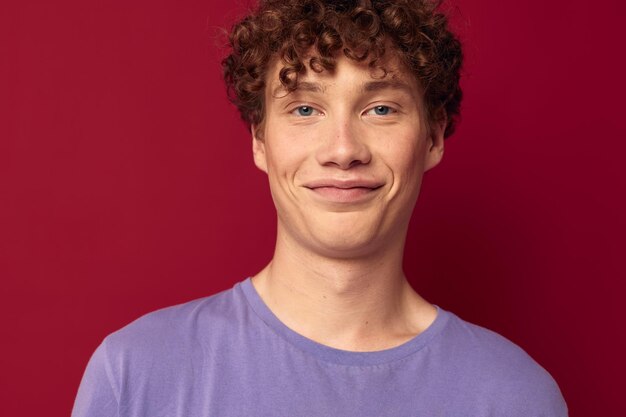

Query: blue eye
[[371, 105, 391, 115], [296, 106, 314, 116]]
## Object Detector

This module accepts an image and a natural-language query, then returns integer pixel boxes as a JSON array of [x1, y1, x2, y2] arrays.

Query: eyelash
[[365, 105, 396, 116], [290, 104, 397, 117], [292, 106, 320, 117]]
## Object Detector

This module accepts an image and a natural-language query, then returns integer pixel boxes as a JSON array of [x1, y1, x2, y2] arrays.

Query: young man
[[73, 1, 567, 416]]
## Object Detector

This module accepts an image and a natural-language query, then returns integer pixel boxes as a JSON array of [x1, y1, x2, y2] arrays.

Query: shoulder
[[108, 285, 230, 341], [435, 309, 568, 415], [441, 311, 539, 370], [101, 282, 247, 374], [73, 283, 250, 414]]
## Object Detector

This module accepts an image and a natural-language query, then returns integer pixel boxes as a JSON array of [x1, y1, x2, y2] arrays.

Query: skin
[[251, 51, 446, 352]]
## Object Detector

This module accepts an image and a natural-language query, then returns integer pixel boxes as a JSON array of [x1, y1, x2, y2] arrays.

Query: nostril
[[316, 123, 372, 168], [348, 159, 364, 168]]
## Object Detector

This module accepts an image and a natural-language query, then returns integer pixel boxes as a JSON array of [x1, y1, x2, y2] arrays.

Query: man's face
[[253, 53, 445, 259]]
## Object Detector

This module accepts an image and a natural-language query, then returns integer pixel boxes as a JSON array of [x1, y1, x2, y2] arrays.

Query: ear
[[252, 125, 268, 173], [424, 114, 446, 172]]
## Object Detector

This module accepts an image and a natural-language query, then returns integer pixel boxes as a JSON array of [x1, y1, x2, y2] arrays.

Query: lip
[[303, 179, 384, 204], [304, 179, 384, 189]]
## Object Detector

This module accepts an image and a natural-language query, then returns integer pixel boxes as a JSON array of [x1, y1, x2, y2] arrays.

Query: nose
[[316, 118, 371, 169]]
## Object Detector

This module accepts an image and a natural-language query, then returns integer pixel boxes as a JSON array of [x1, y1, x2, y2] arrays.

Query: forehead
[[266, 50, 422, 99]]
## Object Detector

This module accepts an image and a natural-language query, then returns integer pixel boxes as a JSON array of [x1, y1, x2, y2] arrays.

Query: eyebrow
[[270, 79, 414, 97], [361, 80, 415, 95], [271, 81, 325, 97]]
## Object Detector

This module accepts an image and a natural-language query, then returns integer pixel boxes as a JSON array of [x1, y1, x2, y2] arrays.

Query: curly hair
[[222, 0, 463, 138]]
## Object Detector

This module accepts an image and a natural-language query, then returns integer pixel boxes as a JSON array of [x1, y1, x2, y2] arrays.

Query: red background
[[1, 0, 625, 415]]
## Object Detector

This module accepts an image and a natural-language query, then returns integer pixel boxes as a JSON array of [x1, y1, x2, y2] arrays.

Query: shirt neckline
[[238, 277, 450, 367]]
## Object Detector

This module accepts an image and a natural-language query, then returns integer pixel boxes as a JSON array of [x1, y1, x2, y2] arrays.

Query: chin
[[305, 222, 384, 259]]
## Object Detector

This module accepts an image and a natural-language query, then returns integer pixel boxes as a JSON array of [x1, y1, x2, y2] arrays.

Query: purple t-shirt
[[72, 278, 567, 416]]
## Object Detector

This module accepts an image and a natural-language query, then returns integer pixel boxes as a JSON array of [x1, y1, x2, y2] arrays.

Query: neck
[[251, 227, 437, 352]]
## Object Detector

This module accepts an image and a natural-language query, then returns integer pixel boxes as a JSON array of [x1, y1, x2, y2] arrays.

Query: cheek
[[264, 139, 308, 186], [380, 136, 428, 204], [264, 124, 317, 176], [386, 136, 425, 176]]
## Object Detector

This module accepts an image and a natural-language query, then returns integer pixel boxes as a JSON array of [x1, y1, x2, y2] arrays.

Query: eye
[[293, 105, 318, 117], [366, 105, 394, 116]]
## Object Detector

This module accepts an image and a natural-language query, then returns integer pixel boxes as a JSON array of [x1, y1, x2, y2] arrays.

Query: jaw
[[273, 197, 415, 261]]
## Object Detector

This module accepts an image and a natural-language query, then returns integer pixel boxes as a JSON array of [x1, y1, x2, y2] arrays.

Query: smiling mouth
[[305, 185, 383, 204]]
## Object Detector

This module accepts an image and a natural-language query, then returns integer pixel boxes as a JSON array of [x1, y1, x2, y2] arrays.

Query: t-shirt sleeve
[[500, 349, 569, 416], [522, 368, 568, 417], [71, 340, 119, 417]]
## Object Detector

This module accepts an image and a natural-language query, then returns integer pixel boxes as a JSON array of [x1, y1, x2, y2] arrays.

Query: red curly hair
[[222, 0, 463, 138]]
